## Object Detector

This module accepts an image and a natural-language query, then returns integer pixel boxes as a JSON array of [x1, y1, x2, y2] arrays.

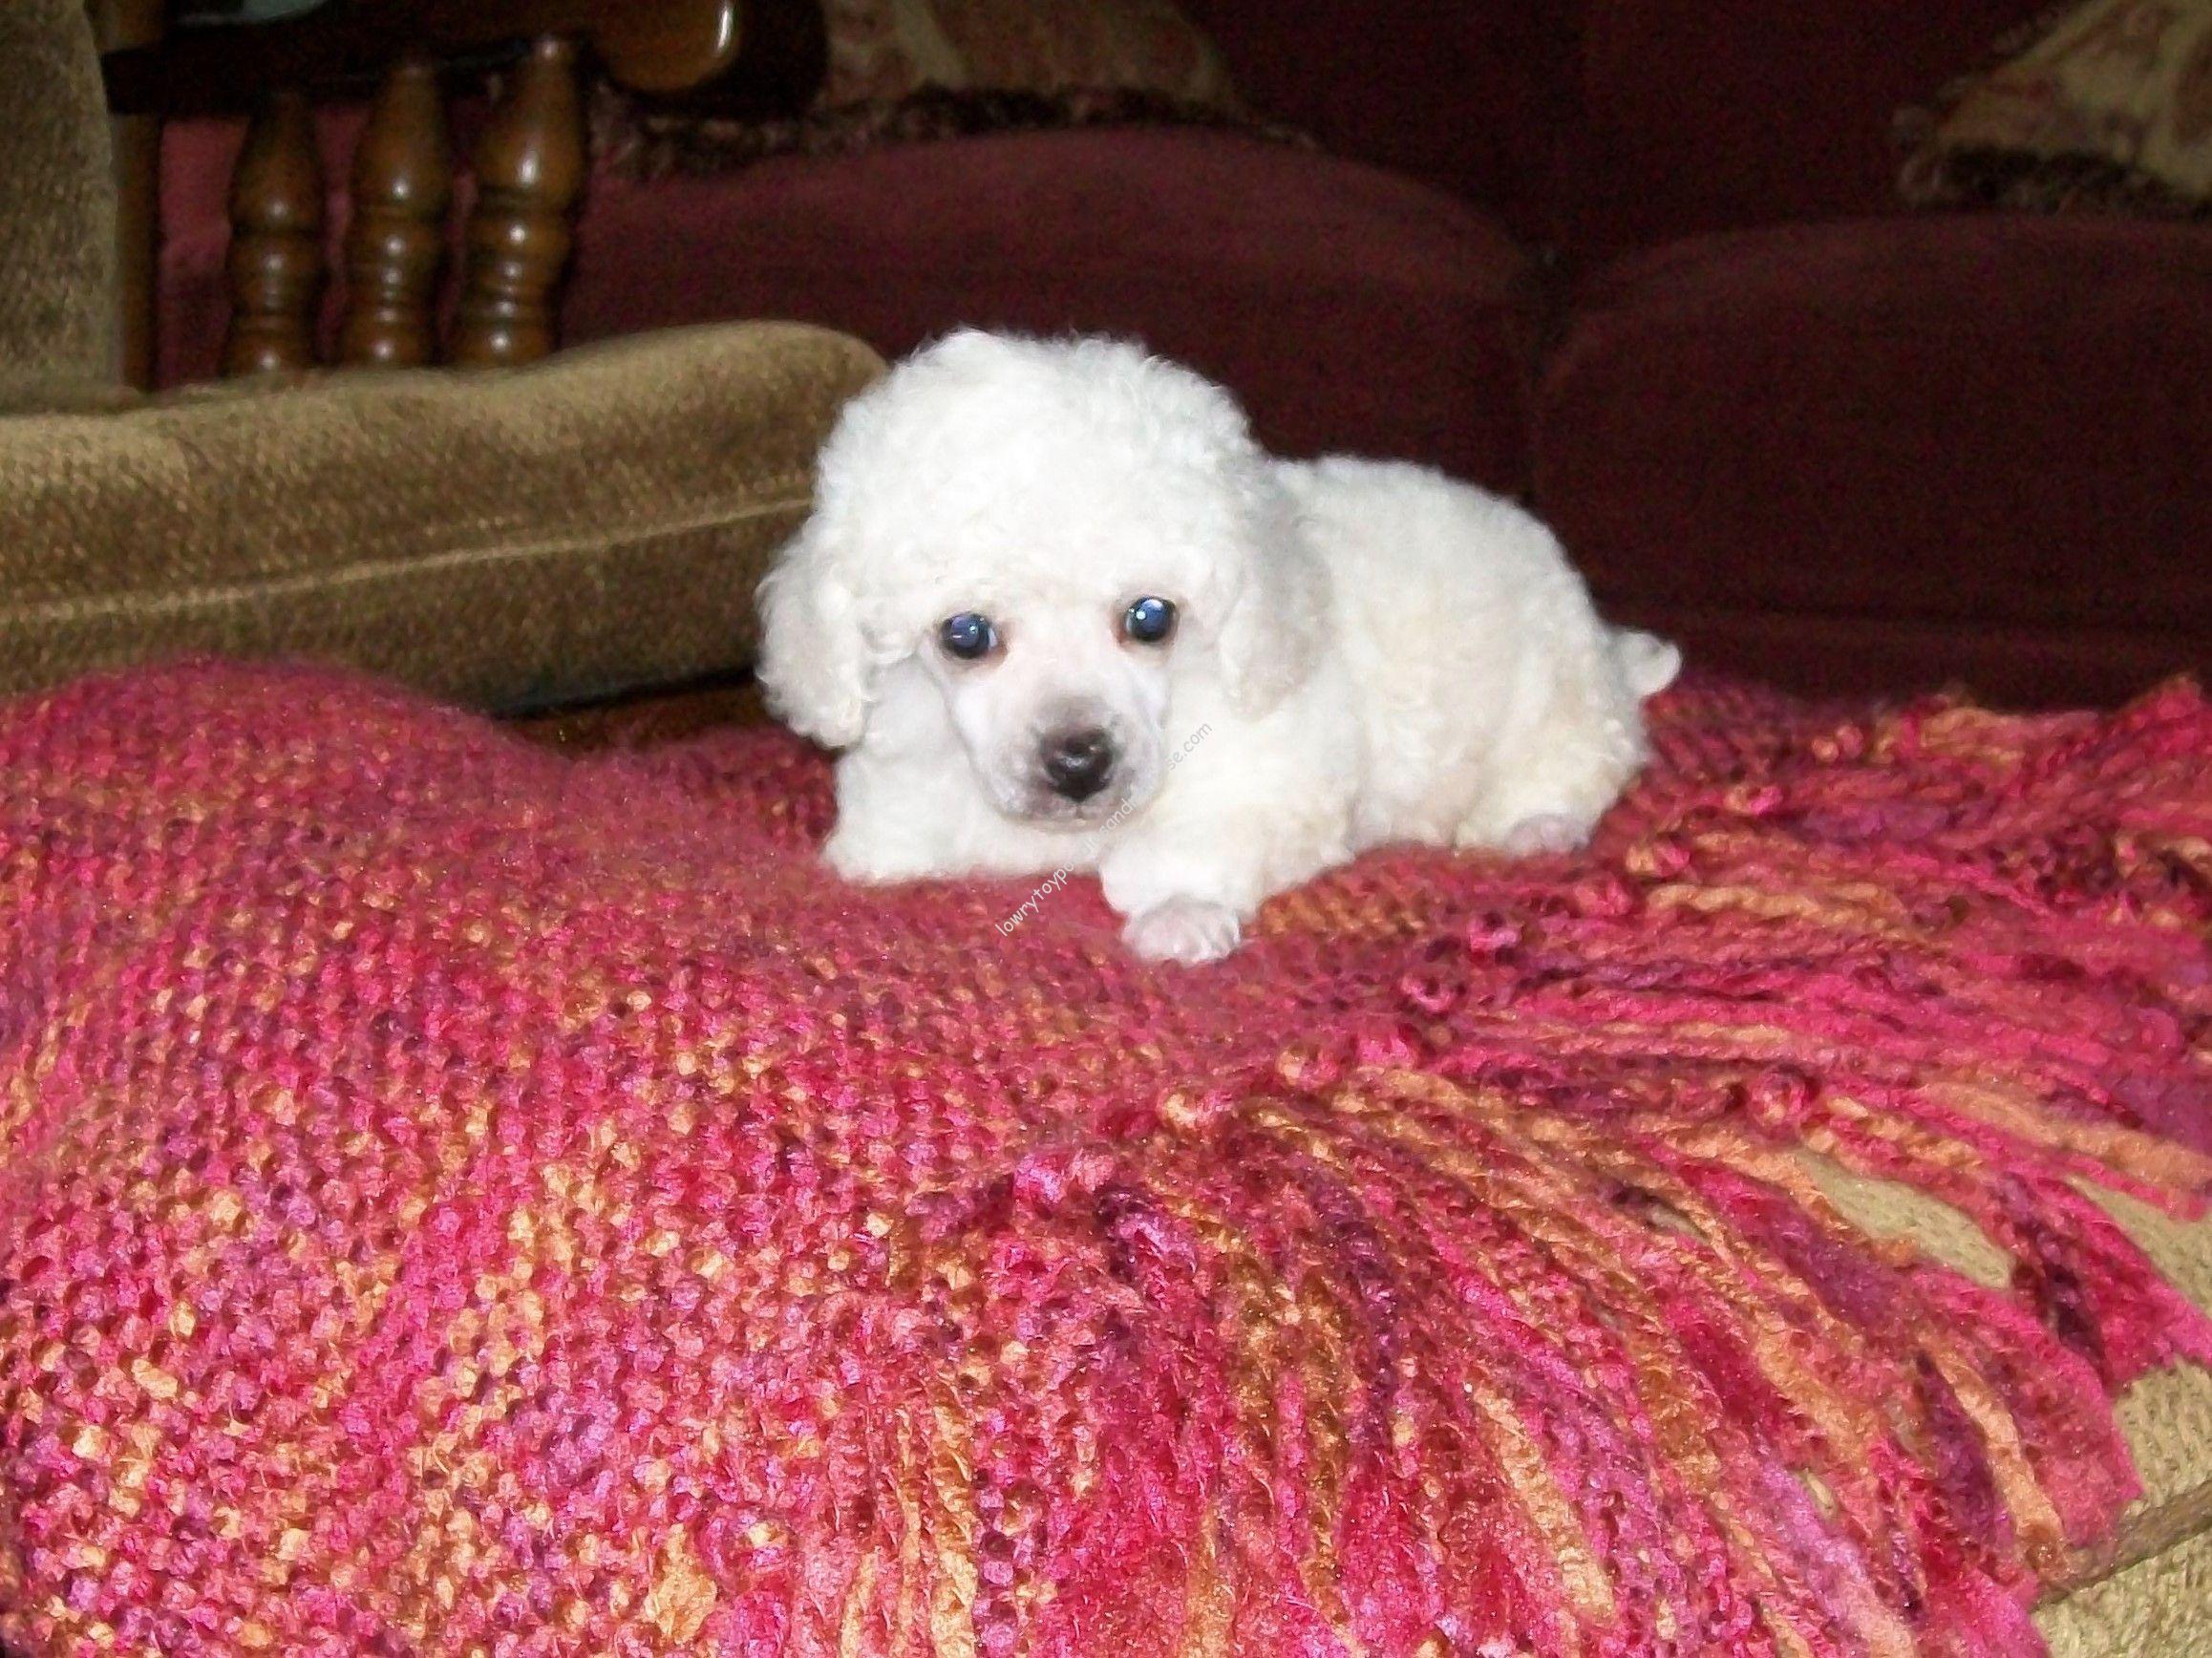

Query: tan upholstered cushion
[[2072, 1194, 2212, 1587], [1805, 1154, 2212, 1638], [2041, 1524, 2212, 1654], [0, 323, 883, 709], [0, 0, 118, 379]]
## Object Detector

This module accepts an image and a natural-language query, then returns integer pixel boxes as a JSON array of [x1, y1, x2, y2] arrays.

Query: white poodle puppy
[[757, 330, 1679, 964]]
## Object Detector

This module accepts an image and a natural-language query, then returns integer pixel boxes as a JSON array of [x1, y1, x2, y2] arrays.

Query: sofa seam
[[1, 494, 812, 630]]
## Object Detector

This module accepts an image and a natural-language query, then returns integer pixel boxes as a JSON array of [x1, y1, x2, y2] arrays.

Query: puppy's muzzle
[[1039, 726, 1116, 802]]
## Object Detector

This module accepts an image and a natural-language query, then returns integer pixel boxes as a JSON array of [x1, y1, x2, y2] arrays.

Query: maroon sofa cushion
[[1154, 0, 2061, 256], [558, 128, 1537, 491], [1174, 0, 1581, 244], [158, 123, 1535, 494], [1533, 214, 2212, 706], [1568, 0, 2051, 254]]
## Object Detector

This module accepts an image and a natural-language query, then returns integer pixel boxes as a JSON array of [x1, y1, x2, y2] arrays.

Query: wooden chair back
[[95, 0, 824, 385]]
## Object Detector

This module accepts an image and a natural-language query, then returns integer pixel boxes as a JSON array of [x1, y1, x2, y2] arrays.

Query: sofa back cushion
[[1569, 0, 2054, 251], [1174, 0, 1582, 241], [1179, 0, 2058, 252]]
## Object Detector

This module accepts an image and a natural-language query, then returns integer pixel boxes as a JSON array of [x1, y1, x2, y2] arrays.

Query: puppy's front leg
[[823, 826, 945, 886], [822, 752, 961, 884], [1100, 776, 1354, 965], [824, 699, 1080, 886], [820, 664, 1011, 884], [1114, 884, 1245, 966]]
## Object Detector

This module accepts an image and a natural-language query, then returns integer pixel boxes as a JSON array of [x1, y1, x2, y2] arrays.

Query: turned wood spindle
[[223, 89, 327, 377], [339, 60, 453, 370], [454, 36, 585, 369]]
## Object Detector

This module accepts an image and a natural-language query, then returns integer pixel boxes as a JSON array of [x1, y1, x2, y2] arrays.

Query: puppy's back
[[1278, 457, 1649, 846]]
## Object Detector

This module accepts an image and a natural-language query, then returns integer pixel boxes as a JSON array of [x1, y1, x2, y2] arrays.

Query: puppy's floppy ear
[[755, 522, 872, 749], [1216, 499, 1328, 716]]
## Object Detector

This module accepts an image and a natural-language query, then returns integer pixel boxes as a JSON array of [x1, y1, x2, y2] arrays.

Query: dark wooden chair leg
[[222, 89, 326, 377], [453, 36, 585, 369], [339, 60, 452, 369]]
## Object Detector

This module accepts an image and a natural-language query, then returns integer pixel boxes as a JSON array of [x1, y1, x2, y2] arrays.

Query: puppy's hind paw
[[1123, 899, 1242, 965]]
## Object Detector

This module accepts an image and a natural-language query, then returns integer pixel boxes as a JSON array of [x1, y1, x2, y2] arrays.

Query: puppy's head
[[757, 331, 1323, 829]]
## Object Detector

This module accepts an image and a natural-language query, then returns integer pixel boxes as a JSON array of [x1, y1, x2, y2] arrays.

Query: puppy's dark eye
[[1122, 596, 1177, 646], [938, 611, 999, 661]]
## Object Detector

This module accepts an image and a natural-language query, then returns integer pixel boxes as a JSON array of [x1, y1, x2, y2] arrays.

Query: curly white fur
[[758, 330, 1680, 964]]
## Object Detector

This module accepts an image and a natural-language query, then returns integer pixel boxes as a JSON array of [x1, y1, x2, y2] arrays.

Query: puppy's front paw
[[1123, 899, 1242, 965], [1499, 812, 1593, 857], [823, 824, 935, 885]]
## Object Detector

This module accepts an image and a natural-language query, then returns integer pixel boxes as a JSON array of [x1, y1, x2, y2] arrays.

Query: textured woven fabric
[[0, 325, 883, 709], [2040, 1521, 2212, 1655], [0, 0, 117, 380], [3, 664, 2210, 1655]]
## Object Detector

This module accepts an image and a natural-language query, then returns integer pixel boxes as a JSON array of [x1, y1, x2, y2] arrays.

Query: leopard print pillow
[[1900, 0, 2212, 216]]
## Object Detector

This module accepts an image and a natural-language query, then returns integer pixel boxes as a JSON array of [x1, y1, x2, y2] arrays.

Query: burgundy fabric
[[161, 116, 277, 389], [565, 129, 1536, 489], [1568, 0, 2050, 254], [1534, 215, 2212, 707], [1160, 0, 2058, 254], [158, 123, 1534, 492], [1174, 0, 1581, 243]]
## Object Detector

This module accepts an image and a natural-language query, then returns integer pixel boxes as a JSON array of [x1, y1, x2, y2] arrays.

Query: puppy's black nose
[[1041, 727, 1115, 801]]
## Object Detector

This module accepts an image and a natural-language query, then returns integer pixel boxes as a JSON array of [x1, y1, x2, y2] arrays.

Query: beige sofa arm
[[0, 0, 119, 385], [0, 323, 881, 710]]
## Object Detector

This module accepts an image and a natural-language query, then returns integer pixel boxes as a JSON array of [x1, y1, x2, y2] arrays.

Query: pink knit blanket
[[3, 663, 2209, 1655]]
